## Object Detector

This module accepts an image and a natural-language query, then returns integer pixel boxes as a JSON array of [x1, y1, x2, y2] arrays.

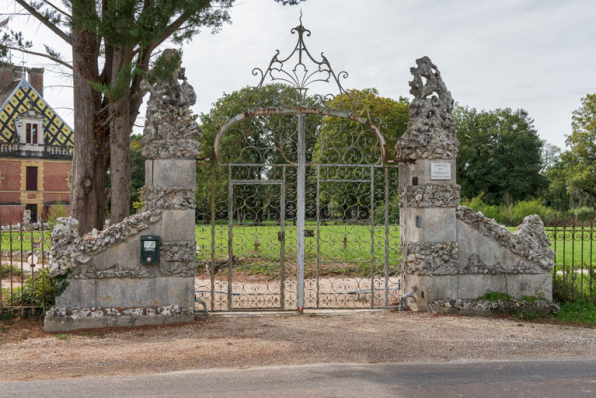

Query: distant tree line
[[128, 86, 595, 226]]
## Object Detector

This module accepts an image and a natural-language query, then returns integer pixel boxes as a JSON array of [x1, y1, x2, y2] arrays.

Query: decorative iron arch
[[213, 107, 388, 163]]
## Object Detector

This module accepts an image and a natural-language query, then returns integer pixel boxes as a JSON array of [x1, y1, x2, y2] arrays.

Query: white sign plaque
[[431, 163, 451, 180]]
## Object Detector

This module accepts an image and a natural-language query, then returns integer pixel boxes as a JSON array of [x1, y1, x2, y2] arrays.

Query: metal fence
[[0, 217, 52, 317], [547, 214, 596, 302], [2, 213, 595, 317]]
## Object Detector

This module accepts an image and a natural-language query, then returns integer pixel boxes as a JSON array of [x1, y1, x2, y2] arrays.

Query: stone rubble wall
[[49, 211, 162, 278], [428, 298, 560, 316], [399, 56, 555, 309], [45, 50, 199, 332], [406, 184, 460, 208], [395, 56, 459, 160]]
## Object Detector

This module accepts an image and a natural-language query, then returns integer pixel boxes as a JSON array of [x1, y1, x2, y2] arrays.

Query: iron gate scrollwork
[[195, 18, 402, 311]]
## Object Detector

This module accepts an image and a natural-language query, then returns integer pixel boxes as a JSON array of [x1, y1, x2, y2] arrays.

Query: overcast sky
[[6, 0, 596, 149]]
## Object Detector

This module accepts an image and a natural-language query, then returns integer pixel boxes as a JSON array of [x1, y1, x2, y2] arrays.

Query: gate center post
[[297, 113, 306, 312]]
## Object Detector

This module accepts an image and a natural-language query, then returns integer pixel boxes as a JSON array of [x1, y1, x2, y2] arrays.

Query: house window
[[26, 123, 38, 144], [26, 167, 38, 190]]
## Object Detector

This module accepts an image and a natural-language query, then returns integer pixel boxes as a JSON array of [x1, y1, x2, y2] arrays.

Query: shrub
[[1, 268, 69, 309], [1, 264, 23, 279], [557, 299, 596, 325], [46, 198, 69, 229], [477, 290, 513, 302], [512, 199, 552, 226]]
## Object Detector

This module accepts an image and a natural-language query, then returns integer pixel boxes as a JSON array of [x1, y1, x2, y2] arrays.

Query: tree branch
[[15, 0, 72, 45], [4, 45, 72, 69], [42, 0, 72, 18]]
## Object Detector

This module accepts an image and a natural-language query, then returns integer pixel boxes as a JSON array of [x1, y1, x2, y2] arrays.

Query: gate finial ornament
[[252, 14, 349, 103]]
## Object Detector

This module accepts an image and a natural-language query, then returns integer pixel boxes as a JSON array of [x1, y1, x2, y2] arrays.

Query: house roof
[[0, 78, 74, 146]]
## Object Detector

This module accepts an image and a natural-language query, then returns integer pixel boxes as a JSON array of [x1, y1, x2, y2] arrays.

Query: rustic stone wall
[[398, 57, 554, 310], [45, 51, 199, 332]]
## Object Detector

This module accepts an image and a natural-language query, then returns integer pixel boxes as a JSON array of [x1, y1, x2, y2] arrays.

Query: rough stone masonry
[[395, 56, 555, 311], [44, 50, 200, 331]]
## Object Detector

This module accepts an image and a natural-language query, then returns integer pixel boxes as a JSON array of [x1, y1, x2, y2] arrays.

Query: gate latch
[[304, 229, 315, 237], [278, 231, 285, 242]]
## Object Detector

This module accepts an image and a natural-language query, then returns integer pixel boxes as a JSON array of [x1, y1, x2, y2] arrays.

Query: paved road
[[2, 359, 595, 397]]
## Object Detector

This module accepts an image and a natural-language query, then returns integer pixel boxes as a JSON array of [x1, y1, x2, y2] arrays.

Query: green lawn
[[195, 222, 402, 266], [0, 231, 51, 253], [196, 224, 594, 270]]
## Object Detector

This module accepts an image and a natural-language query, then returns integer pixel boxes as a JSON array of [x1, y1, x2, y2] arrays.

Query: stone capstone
[[141, 53, 202, 160], [406, 183, 460, 208], [141, 186, 196, 212], [456, 206, 555, 271], [49, 211, 162, 277], [395, 56, 459, 160]]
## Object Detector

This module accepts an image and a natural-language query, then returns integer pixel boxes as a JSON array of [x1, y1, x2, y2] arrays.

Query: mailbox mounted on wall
[[141, 235, 160, 263]]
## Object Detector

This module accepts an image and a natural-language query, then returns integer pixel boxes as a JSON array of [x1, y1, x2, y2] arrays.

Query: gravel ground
[[1, 311, 595, 382]]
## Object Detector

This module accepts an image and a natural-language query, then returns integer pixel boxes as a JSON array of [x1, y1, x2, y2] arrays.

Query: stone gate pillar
[[44, 52, 200, 331], [396, 57, 461, 311], [396, 57, 554, 311]]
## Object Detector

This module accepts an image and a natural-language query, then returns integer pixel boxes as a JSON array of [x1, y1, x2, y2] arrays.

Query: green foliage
[[55, 333, 70, 340], [1, 268, 70, 309], [144, 50, 182, 83], [90, 63, 140, 102], [461, 195, 552, 226], [46, 197, 70, 229], [553, 271, 596, 303], [477, 290, 513, 302], [455, 106, 547, 205], [1, 264, 23, 279], [557, 299, 596, 325]]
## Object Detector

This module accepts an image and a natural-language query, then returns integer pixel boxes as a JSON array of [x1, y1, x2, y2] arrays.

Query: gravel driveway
[[1, 311, 595, 382]]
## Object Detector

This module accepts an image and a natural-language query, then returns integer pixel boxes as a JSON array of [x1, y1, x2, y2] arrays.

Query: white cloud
[[7, 0, 596, 149]]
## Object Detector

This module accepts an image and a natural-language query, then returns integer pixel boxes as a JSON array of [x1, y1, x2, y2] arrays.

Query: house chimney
[[0, 64, 19, 93], [27, 67, 44, 97]]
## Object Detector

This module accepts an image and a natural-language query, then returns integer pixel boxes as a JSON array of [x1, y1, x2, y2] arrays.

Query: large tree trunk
[[70, 17, 104, 236], [108, 48, 133, 225]]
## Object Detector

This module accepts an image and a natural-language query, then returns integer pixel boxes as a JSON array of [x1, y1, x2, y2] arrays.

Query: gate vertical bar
[[384, 167, 390, 308], [316, 164, 321, 309], [369, 166, 375, 308], [227, 166, 234, 310], [210, 162, 217, 311], [280, 166, 286, 310], [297, 113, 306, 312]]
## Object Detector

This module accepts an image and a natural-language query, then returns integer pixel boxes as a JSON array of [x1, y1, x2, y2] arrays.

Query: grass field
[[195, 223, 595, 269]]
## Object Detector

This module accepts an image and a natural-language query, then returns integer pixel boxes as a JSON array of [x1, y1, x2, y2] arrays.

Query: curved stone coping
[[456, 205, 555, 271]]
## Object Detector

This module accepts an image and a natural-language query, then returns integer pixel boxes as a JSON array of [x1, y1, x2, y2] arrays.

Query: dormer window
[[16, 109, 44, 147], [26, 123, 39, 144]]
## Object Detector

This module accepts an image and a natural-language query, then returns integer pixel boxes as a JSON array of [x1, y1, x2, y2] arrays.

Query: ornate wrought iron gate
[[195, 19, 402, 311]]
